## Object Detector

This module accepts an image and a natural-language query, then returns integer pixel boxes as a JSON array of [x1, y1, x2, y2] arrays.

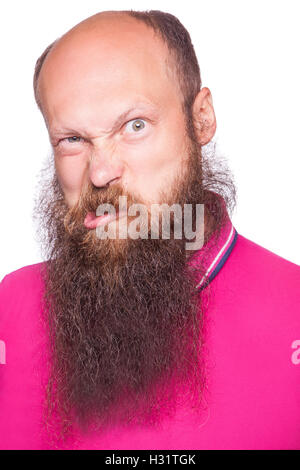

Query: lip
[[84, 210, 127, 229]]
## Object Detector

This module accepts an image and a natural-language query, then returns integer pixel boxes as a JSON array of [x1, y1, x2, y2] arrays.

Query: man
[[0, 9, 299, 450]]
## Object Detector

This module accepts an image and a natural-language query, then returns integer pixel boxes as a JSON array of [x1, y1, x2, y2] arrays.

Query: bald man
[[0, 10, 299, 450]]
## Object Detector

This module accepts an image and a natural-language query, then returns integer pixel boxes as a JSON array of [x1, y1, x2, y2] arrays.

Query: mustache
[[62, 182, 141, 236], [73, 182, 142, 217]]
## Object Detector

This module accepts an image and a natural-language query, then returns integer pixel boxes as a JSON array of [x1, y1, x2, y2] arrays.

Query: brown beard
[[35, 138, 236, 438]]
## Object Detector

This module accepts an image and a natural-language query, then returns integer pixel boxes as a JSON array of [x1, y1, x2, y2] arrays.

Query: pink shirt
[[1, 213, 300, 449]]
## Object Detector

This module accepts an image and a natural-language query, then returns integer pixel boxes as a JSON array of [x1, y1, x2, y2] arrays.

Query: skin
[[37, 11, 216, 213]]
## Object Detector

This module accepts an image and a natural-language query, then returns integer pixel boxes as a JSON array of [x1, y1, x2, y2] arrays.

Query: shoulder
[[0, 263, 46, 323], [233, 233, 300, 278], [221, 232, 299, 287], [1, 262, 45, 284], [216, 232, 300, 325], [230, 234, 300, 296], [1, 262, 45, 292]]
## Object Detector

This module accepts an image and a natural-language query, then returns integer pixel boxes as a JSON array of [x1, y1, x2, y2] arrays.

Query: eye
[[124, 119, 146, 133], [62, 136, 83, 144]]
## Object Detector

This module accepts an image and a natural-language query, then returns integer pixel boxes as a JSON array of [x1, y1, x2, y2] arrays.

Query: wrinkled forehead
[[37, 15, 179, 123]]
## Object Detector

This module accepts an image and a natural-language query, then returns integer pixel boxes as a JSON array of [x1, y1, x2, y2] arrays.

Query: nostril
[[91, 177, 119, 190], [107, 176, 120, 186], [91, 182, 109, 191]]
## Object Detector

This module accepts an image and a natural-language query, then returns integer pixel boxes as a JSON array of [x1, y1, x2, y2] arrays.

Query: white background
[[0, 0, 299, 281]]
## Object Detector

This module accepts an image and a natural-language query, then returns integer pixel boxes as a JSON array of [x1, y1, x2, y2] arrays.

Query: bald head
[[36, 12, 178, 118], [37, 11, 181, 127], [34, 10, 203, 119]]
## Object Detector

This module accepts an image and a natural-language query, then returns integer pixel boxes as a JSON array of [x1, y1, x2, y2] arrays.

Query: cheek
[[55, 154, 87, 204], [134, 128, 186, 177], [123, 136, 186, 203]]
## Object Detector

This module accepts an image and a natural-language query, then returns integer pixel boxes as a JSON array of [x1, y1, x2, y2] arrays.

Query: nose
[[88, 148, 124, 188]]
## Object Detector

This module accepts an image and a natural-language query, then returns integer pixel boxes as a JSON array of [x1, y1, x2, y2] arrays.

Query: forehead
[[38, 16, 180, 127]]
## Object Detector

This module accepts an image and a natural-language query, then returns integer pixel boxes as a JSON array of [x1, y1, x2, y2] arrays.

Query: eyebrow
[[49, 102, 159, 139], [110, 106, 146, 133]]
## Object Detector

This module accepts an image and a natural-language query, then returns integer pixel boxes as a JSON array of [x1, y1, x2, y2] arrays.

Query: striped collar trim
[[195, 223, 238, 290]]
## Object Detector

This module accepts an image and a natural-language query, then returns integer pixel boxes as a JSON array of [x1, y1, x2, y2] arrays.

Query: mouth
[[84, 210, 127, 229]]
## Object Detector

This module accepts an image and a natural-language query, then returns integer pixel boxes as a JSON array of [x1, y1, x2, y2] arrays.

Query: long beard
[[36, 140, 235, 437]]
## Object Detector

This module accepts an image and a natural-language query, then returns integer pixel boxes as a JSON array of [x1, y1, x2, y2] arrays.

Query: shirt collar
[[188, 197, 238, 291]]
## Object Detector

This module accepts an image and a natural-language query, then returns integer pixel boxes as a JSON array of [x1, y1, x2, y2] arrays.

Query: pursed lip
[[84, 210, 127, 229]]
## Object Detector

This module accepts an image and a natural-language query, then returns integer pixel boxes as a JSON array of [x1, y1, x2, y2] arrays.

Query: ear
[[192, 87, 216, 145]]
